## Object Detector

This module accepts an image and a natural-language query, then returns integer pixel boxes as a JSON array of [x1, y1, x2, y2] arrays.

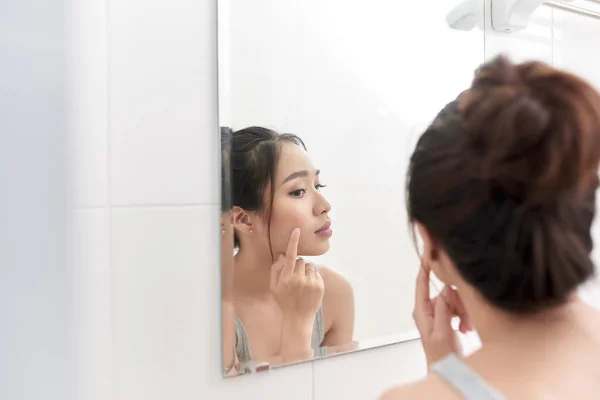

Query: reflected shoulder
[[317, 265, 353, 295], [318, 265, 355, 345]]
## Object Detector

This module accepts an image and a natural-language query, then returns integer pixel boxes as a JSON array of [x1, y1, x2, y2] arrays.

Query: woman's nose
[[316, 195, 331, 215]]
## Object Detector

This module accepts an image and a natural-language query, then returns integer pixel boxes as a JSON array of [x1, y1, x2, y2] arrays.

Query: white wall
[[1, 1, 73, 399], [66, 1, 600, 400]]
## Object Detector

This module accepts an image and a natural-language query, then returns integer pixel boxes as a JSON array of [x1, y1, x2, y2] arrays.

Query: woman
[[382, 56, 600, 399], [221, 126, 355, 374]]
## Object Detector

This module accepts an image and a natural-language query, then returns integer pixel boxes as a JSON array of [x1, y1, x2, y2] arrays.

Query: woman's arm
[[319, 266, 355, 347]]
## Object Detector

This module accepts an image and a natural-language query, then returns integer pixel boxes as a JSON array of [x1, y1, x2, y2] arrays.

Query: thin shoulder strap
[[234, 315, 252, 363], [308, 261, 327, 357], [430, 354, 506, 400]]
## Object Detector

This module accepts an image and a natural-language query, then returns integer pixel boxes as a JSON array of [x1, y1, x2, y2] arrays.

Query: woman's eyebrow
[[280, 169, 320, 185]]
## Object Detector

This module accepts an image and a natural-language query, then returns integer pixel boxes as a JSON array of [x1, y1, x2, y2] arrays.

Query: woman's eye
[[290, 189, 306, 197], [315, 184, 327, 191]]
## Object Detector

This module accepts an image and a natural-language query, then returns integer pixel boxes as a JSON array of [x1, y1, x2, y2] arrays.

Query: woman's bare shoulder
[[315, 265, 354, 341], [316, 265, 353, 295], [378, 375, 462, 400]]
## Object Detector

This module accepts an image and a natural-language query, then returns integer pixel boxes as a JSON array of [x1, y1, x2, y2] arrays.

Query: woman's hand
[[270, 228, 325, 362], [270, 228, 325, 321], [412, 264, 473, 367]]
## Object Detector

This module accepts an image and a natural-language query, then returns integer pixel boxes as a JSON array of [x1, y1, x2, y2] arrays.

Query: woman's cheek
[[272, 204, 308, 252], [269, 223, 299, 254]]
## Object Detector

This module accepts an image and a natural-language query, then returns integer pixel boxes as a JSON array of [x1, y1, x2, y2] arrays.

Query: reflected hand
[[412, 265, 474, 367], [270, 228, 325, 363], [270, 228, 325, 322]]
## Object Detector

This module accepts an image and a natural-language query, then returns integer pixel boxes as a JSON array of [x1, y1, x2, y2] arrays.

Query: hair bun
[[460, 55, 600, 204]]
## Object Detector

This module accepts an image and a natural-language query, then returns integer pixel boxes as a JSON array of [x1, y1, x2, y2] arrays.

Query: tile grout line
[[74, 203, 220, 211], [111, 202, 218, 209]]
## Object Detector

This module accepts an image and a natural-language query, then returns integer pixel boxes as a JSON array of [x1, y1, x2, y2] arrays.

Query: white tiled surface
[[67, 0, 600, 399], [312, 331, 481, 399], [68, 0, 108, 207], [108, 0, 218, 206], [73, 209, 112, 400], [213, 365, 314, 400], [313, 340, 426, 400], [112, 206, 214, 400]]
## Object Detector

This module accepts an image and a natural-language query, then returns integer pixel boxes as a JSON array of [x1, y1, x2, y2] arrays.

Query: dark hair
[[407, 55, 600, 313], [221, 126, 306, 249]]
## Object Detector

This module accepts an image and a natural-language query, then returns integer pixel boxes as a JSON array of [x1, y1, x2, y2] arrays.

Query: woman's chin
[[299, 241, 330, 257]]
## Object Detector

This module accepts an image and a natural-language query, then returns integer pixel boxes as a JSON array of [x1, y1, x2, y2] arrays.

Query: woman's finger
[[414, 264, 431, 313], [294, 258, 306, 276], [283, 228, 300, 277], [446, 287, 473, 331], [413, 265, 434, 333], [433, 286, 453, 334], [304, 263, 317, 279], [270, 254, 285, 286]]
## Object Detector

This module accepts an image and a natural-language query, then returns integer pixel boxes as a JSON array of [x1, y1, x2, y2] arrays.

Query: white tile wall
[[111, 206, 215, 400], [313, 340, 426, 399], [108, 0, 219, 206], [68, 0, 600, 399], [68, 0, 109, 208], [73, 210, 112, 400]]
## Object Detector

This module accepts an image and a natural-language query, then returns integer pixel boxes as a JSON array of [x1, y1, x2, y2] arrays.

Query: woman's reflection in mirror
[[221, 126, 355, 370]]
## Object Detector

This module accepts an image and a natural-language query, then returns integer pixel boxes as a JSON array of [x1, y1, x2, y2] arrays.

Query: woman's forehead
[[275, 142, 316, 180]]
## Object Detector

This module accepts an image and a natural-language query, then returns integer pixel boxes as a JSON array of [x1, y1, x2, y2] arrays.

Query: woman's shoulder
[[314, 265, 355, 336], [316, 265, 352, 291], [379, 374, 462, 400]]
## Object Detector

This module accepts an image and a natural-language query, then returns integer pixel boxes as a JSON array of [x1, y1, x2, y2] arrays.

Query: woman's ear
[[232, 206, 255, 236], [416, 222, 446, 282]]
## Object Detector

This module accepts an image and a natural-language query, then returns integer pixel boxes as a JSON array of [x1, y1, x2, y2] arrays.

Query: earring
[[249, 229, 254, 234]]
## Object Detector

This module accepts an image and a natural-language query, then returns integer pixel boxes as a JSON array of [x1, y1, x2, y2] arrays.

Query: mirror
[[219, 0, 484, 376]]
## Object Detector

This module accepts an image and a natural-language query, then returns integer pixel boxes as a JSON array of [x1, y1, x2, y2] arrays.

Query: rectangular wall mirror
[[219, 0, 484, 376]]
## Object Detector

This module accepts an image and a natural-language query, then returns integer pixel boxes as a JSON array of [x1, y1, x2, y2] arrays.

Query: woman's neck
[[233, 247, 275, 299], [461, 286, 585, 346]]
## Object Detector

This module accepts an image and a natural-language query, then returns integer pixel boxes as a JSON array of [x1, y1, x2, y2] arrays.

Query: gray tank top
[[431, 354, 506, 400], [234, 261, 327, 366]]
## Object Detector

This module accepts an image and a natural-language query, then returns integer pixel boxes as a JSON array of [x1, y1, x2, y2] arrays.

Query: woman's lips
[[315, 221, 332, 238]]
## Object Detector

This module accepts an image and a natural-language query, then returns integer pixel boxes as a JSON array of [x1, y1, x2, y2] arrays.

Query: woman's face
[[259, 142, 332, 256]]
